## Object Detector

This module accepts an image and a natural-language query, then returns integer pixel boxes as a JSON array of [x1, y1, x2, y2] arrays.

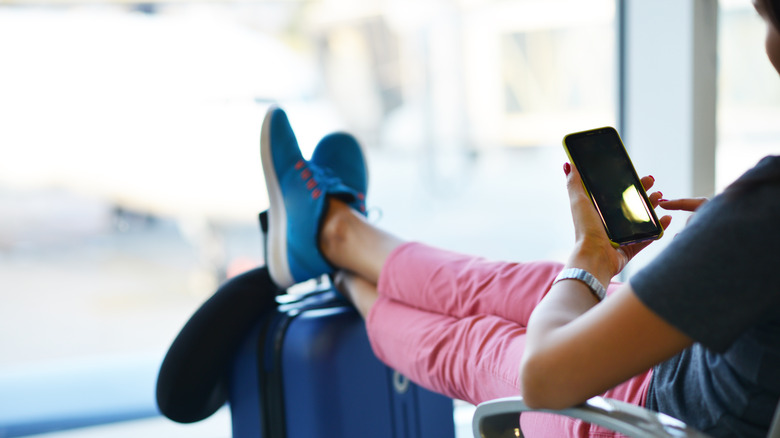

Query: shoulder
[[630, 157, 780, 351], [721, 155, 780, 203]]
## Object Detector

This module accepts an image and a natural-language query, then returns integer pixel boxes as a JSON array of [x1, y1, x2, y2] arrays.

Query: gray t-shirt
[[631, 156, 780, 437]]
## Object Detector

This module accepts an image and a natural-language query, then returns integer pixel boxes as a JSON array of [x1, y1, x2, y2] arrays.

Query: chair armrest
[[769, 398, 780, 438], [472, 396, 713, 438]]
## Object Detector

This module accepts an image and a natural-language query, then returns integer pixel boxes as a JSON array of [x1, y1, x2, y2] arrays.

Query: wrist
[[567, 241, 618, 286]]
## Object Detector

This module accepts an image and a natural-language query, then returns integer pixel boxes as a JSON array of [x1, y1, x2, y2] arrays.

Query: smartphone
[[562, 127, 663, 247]]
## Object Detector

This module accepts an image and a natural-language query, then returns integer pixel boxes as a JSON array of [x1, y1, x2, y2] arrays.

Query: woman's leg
[[337, 271, 527, 404], [320, 198, 404, 285], [329, 205, 652, 437], [370, 296, 528, 404], [322, 199, 564, 323], [377, 241, 563, 323], [337, 272, 650, 417]]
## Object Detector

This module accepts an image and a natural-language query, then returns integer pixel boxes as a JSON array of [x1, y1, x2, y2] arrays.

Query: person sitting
[[259, 1, 780, 435]]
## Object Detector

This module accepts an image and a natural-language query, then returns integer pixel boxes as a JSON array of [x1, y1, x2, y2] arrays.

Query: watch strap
[[553, 268, 607, 301]]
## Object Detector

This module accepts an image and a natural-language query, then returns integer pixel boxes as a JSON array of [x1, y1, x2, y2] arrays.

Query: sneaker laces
[[309, 163, 359, 202]]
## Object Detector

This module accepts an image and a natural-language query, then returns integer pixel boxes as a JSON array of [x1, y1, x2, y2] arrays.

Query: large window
[[10, 1, 778, 437], [0, 1, 618, 436], [717, 0, 780, 189]]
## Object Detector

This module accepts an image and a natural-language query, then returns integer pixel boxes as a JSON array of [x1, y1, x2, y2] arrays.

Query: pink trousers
[[366, 242, 652, 437]]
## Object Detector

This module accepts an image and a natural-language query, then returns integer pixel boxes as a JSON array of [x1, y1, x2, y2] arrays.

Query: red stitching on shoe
[[357, 192, 365, 200], [295, 160, 305, 170], [306, 179, 317, 190], [300, 168, 312, 180], [311, 188, 321, 199]]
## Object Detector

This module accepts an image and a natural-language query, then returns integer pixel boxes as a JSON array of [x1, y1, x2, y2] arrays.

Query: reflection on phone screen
[[621, 186, 651, 223]]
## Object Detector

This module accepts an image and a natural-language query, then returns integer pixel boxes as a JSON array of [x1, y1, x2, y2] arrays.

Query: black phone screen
[[564, 127, 662, 245]]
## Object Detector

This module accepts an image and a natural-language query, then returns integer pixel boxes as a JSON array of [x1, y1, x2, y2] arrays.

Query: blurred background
[[0, 0, 778, 436]]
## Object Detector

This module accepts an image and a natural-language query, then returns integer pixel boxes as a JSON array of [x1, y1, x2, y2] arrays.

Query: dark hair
[[765, 0, 780, 30]]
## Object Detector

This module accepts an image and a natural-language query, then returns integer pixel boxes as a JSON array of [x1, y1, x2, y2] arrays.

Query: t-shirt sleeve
[[630, 158, 780, 353]]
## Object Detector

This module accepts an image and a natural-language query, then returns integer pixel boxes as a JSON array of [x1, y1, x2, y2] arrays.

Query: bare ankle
[[319, 198, 354, 263], [332, 270, 377, 319], [319, 198, 401, 283]]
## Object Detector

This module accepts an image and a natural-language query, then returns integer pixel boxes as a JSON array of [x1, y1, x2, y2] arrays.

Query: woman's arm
[[519, 163, 693, 409], [520, 281, 693, 409]]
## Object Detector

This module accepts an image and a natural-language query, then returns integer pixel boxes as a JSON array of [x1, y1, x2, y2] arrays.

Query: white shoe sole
[[260, 105, 294, 288]]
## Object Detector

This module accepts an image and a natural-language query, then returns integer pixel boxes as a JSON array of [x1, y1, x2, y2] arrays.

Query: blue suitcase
[[157, 210, 456, 436], [229, 285, 456, 438]]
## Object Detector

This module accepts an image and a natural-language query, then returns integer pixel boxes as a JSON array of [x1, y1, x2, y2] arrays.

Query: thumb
[[564, 162, 588, 202]]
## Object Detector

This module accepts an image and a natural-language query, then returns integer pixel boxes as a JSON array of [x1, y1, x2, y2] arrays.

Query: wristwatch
[[553, 268, 607, 301]]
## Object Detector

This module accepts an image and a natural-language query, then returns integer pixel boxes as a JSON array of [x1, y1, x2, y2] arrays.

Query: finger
[[564, 162, 579, 184], [622, 240, 653, 260], [658, 198, 708, 212], [564, 163, 588, 201], [564, 162, 610, 243], [621, 216, 670, 260], [647, 191, 663, 208], [622, 214, 672, 257], [640, 175, 655, 191]]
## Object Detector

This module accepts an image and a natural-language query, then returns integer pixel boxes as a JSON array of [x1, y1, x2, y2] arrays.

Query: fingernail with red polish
[[563, 162, 571, 176], [658, 198, 669, 203], [650, 175, 655, 181]]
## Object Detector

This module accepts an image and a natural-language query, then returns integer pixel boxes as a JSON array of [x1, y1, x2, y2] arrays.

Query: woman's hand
[[520, 166, 688, 410], [563, 163, 672, 283]]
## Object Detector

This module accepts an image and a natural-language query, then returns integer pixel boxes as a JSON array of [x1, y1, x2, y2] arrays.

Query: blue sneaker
[[310, 132, 368, 216], [261, 105, 358, 288]]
